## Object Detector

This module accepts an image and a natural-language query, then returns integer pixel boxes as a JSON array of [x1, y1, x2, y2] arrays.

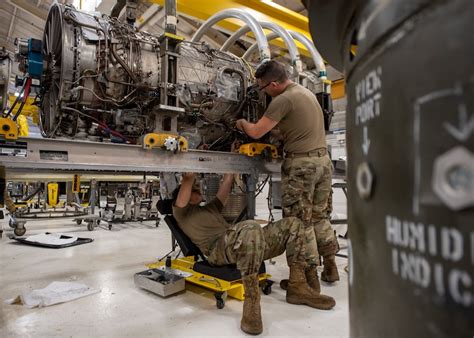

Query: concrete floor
[[0, 184, 348, 337]]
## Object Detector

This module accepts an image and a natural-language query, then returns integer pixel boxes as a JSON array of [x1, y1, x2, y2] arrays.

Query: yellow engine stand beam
[[150, 0, 314, 58], [331, 79, 346, 100]]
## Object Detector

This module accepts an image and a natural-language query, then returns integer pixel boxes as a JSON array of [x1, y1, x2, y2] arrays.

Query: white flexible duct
[[243, 31, 327, 79], [220, 21, 302, 73], [190, 8, 271, 62]]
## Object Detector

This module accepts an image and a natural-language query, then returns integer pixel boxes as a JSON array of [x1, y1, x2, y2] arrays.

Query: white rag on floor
[[24, 233, 78, 245], [5, 281, 100, 308]]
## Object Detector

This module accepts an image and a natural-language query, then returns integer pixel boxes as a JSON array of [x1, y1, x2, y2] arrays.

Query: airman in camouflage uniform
[[207, 217, 307, 275], [282, 154, 339, 279], [173, 173, 335, 335], [236, 60, 340, 286]]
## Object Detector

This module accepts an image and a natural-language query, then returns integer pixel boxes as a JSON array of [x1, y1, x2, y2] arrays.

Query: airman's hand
[[235, 119, 246, 131], [182, 172, 195, 181]]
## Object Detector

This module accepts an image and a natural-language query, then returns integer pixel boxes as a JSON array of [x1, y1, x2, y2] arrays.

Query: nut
[[432, 146, 474, 210]]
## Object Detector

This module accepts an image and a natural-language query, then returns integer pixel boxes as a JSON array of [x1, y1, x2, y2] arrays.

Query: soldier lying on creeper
[[172, 173, 335, 335]]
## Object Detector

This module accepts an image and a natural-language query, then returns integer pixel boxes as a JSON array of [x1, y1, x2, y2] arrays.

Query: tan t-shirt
[[264, 83, 327, 153], [173, 198, 229, 254]]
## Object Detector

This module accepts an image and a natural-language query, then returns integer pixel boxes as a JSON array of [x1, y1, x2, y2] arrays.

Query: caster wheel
[[262, 284, 272, 295], [216, 297, 225, 309], [108, 223, 112, 230], [14, 227, 26, 236], [87, 222, 94, 231], [76, 219, 82, 225], [214, 292, 227, 309], [96, 219, 101, 225], [155, 221, 160, 227]]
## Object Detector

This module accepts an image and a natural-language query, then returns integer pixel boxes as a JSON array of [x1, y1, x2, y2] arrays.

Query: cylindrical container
[[306, 1, 474, 337]]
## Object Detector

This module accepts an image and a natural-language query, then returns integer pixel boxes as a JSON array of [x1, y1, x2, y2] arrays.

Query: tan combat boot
[[321, 255, 340, 282], [279, 265, 320, 293], [286, 262, 335, 310], [241, 274, 263, 335], [305, 265, 321, 293]]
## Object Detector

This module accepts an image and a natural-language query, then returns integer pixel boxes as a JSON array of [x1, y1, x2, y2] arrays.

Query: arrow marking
[[444, 103, 474, 142], [362, 126, 371, 155]]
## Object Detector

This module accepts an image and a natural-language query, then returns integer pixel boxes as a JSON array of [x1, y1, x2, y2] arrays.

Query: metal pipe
[[221, 21, 302, 73], [216, 66, 247, 115], [191, 9, 270, 62], [244, 31, 327, 79], [164, 0, 177, 35]]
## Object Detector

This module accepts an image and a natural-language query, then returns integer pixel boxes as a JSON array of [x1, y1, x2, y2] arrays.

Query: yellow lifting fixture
[[239, 143, 278, 159], [0, 115, 29, 140], [0, 117, 19, 140], [142, 133, 189, 152]]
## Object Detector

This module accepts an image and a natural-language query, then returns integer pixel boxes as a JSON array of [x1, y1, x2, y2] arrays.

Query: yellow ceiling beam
[[331, 79, 346, 100], [148, 0, 314, 57]]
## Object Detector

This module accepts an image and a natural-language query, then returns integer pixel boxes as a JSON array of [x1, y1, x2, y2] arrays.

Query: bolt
[[446, 164, 472, 193]]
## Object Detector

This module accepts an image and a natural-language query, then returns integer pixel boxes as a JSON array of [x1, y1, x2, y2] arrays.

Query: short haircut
[[255, 60, 289, 83], [171, 182, 200, 201]]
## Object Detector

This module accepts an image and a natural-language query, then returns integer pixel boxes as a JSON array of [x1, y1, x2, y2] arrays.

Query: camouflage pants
[[281, 154, 338, 265], [207, 217, 306, 276]]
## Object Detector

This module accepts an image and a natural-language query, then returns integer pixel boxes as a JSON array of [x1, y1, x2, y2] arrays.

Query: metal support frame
[[155, 0, 184, 133], [0, 137, 281, 177], [244, 173, 257, 220]]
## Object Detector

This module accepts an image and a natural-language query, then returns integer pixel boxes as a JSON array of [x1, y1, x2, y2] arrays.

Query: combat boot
[[241, 274, 263, 335], [286, 262, 335, 310], [279, 278, 289, 290], [321, 255, 340, 282], [279, 265, 320, 293], [305, 265, 321, 293]]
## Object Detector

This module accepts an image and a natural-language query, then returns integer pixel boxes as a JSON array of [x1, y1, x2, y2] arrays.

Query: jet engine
[[40, 4, 262, 150]]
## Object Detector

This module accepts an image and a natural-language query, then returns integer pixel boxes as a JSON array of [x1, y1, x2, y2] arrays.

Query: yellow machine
[[142, 133, 188, 152], [239, 143, 278, 159], [72, 174, 81, 193], [148, 257, 271, 304], [47, 182, 59, 207]]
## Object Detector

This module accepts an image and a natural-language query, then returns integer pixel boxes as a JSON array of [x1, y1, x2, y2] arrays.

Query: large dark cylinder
[[306, 0, 474, 337]]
